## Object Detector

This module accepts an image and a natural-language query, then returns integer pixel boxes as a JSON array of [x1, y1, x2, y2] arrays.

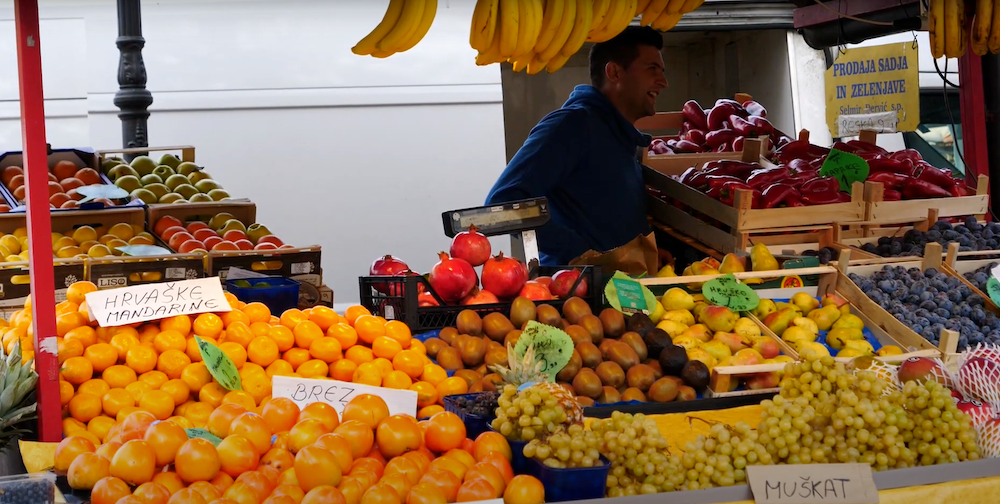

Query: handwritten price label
[[836, 111, 899, 137], [747, 464, 879, 504], [195, 336, 242, 391], [987, 278, 1000, 308], [272, 375, 418, 416], [703, 274, 760, 312], [512, 321, 574, 382], [820, 149, 870, 192]]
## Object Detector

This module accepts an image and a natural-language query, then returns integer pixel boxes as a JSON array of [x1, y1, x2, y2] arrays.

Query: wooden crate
[[89, 254, 206, 290], [97, 145, 197, 166]]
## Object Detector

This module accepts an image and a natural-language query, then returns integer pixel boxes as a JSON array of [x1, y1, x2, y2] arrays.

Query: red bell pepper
[[703, 160, 760, 180], [716, 99, 748, 117], [786, 195, 806, 207], [715, 143, 731, 152], [890, 149, 922, 163], [800, 191, 844, 205], [950, 179, 969, 197], [649, 138, 672, 155], [705, 129, 737, 149], [679, 167, 701, 185], [845, 140, 888, 156], [682, 100, 709, 131], [787, 158, 813, 173], [707, 102, 738, 130], [674, 139, 702, 153], [729, 115, 757, 137], [883, 189, 902, 201], [680, 121, 692, 134], [732, 136, 745, 151], [787, 170, 819, 186], [761, 183, 801, 208], [746, 167, 789, 189], [800, 176, 840, 195], [682, 129, 706, 145], [666, 139, 678, 150], [747, 116, 773, 136], [705, 175, 745, 190], [867, 158, 909, 174], [902, 177, 952, 199], [719, 182, 755, 207], [742, 100, 766, 118], [915, 165, 958, 187], [867, 172, 910, 190]]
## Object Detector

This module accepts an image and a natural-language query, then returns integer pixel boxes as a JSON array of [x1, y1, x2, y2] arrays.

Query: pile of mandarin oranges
[[57, 393, 546, 504]]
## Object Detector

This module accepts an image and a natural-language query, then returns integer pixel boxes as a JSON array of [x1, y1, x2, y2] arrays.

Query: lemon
[[0, 235, 19, 255], [71, 225, 98, 244], [55, 236, 77, 250], [13, 227, 28, 239], [128, 235, 154, 246], [0, 245, 11, 259], [98, 234, 118, 245], [105, 239, 128, 255], [87, 244, 112, 258], [78, 240, 98, 253], [56, 246, 82, 258], [5, 255, 20, 263], [107, 223, 134, 241], [51, 232, 64, 246]]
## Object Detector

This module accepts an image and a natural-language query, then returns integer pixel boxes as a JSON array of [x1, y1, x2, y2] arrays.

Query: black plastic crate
[[359, 265, 602, 332]]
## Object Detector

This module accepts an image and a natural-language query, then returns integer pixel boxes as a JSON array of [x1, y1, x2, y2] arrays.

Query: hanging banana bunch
[[928, 0, 1000, 58], [352, 0, 439, 57]]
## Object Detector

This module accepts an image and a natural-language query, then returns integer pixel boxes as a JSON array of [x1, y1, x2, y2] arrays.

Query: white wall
[[0, 0, 509, 309]]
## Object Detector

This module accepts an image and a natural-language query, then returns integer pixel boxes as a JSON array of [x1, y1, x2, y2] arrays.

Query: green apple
[[144, 183, 170, 200], [158, 193, 184, 204], [209, 212, 235, 229], [189, 171, 212, 184], [129, 156, 157, 176], [108, 164, 139, 180], [194, 179, 222, 193], [219, 219, 247, 234], [189, 193, 214, 203], [102, 157, 124, 172], [246, 223, 272, 244], [131, 188, 158, 204], [174, 184, 200, 199], [114, 175, 142, 193], [152, 165, 176, 180], [165, 174, 191, 191], [140, 174, 163, 186], [207, 189, 230, 201], [176, 162, 201, 176], [159, 153, 181, 169], [171, 198, 189, 204]]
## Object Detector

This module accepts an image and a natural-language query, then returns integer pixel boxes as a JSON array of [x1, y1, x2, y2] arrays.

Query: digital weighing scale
[[441, 197, 550, 270]]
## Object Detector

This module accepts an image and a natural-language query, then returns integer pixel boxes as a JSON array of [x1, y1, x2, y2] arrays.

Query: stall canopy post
[[114, 0, 152, 160], [14, 0, 60, 443], [959, 53, 988, 194]]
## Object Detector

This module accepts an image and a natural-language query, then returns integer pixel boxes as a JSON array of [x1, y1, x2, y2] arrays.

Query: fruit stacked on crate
[[859, 217, 1000, 258], [1, 160, 119, 210], [649, 98, 776, 155], [52, 280, 493, 446], [56, 391, 548, 504], [658, 245, 811, 283], [849, 265, 1000, 351], [964, 262, 999, 296], [102, 154, 231, 205], [756, 292, 904, 359], [1, 223, 155, 262], [152, 214, 289, 254]]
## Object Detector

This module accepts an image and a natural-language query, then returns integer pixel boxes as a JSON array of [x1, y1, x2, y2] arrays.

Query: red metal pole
[[14, 0, 60, 442], [959, 53, 988, 189]]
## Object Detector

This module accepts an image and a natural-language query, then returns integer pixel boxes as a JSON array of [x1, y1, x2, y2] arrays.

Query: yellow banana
[[539, 0, 577, 61], [637, 0, 652, 15], [641, 0, 670, 26], [680, 0, 704, 12], [511, 0, 532, 57], [599, 0, 637, 42], [652, 10, 681, 31], [931, 0, 945, 58], [665, 0, 686, 14], [471, 0, 500, 51], [378, 0, 427, 52], [524, 0, 545, 54], [395, 0, 437, 52], [944, 0, 959, 58], [534, 0, 564, 53], [973, 0, 991, 55], [990, 0, 1000, 52], [477, 19, 505, 65], [527, 52, 550, 74], [498, 0, 520, 57], [512, 50, 535, 72], [352, 0, 406, 55], [590, 0, 626, 41], [558, 0, 593, 61], [590, 0, 613, 37], [546, 52, 572, 73]]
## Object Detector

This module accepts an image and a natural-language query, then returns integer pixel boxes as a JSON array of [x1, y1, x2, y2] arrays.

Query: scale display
[[442, 198, 550, 238]]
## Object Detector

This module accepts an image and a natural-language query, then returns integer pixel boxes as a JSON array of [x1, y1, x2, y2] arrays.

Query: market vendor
[[485, 26, 667, 265]]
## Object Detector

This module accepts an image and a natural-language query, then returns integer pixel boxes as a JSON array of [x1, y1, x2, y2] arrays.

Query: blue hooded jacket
[[485, 85, 650, 265]]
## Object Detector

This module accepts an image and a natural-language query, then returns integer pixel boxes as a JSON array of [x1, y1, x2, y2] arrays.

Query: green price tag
[[819, 148, 870, 192], [604, 271, 657, 315], [185, 428, 223, 446], [987, 277, 1000, 307], [703, 274, 760, 312], [195, 336, 242, 391], [512, 321, 574, 382]]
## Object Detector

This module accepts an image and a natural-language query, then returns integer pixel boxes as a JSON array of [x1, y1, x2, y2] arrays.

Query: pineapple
[[489, 343, 583, 439], [0, 342, 37, 454]]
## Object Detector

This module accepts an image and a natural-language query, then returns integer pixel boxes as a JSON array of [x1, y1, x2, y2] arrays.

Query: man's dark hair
[[589, 26, 664, 88]]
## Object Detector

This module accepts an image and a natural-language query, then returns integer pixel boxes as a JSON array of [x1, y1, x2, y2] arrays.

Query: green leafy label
[[987, 278, 1000, 307], [195, 336, 242, 391], [512, 321, 574, 382], [703, 274, 760, 312], [604, 271, 657, 315], [819, 149, 870, 192], [185, 428, 223, 446]]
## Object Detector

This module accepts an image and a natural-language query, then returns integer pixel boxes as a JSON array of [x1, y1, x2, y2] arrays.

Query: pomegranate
[[388, 269, 421, 296], [549, 269, 588, 298], [369, 255, 410, 294], [418, 291, 439, 307], [462, 289, 500, 305], [449, 224, 491, 267], [428, 252, 478, 304], [534, 276, 552, 288], [481, 252, 528, 299], [519, 281, 553, 301]]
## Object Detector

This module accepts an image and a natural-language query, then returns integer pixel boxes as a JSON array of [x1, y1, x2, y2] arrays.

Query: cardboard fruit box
[[0, 147, 139, 210]]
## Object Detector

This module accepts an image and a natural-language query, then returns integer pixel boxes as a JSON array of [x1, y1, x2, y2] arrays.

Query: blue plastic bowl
[[442, 393, 496, 440], [488, 425, 530, 475], [226, 277, 300, 314], [530, 456, 610, 502]]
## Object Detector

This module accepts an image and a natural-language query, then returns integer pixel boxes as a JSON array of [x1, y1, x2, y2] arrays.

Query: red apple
[[203, 236, 223, 250], [212, 240, 239, 252], [168, 232, 195, 251], [161, 226, 187, 242], [534, 276, 552, 288], [178, 240, 206, 254], [186, 221, 210, 234], [519, 281, 553, 301], [254, 242, 279, 250], [154, 216, 182, 236], [233, 239, 254, 251], [193, 228, 217, 241], [257, 235, 284, 247], [222, 229, 248, 243]]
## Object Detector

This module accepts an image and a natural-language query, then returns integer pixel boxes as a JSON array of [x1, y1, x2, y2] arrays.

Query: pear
[[775, 301, 802, 314], [190, 171, 212, 184], [836, 348, 865, 358], [733, 317, 761, 339], [246, 223, 273, 244], [176, 162, 200, 175], [718, 253, 746, 274], [781, 326, 816, 346], [876, 345, 903, 357], [750, 243, 779, 271], [140, 174, 164, 186], [700, 306, 738, 333], [656, 264, 677, 278], [797, 341, 831, 358], [129, 155, 157, 176], [807, 305, 842, 331], [826, 328, 861, 350], [687, 262, 720, 290], [159, 193, 184, 204], [130, 188, 157, 205], [165, 174, 191, 191], [218, 219, 247, 234], [753, 299, 777, 318], [661, 287, 695, 311], [114, 175, 142, 193], [190, 193, 214, 203], [648, 301, 666, 323], [762, 307, 798, 336], [686, 347, 717, 370], [159, 153, 181, 169], [102, 157, 124, 172], [195, 179, 222, 193], [143, 183, 170, 200], [832, 313, 864, 330], [153, 165, 176, 180], [209, 212, 235, 229], [680, 324, 712, 343], [671, 335, 700, 349], [108, 164, 139, 180], [661, 309, 695, 326], [208, 189, 231, 201], [843, 339, 874, 356], [702, 340, 733, 362], [790, 292, 820, 315], [175, 184, 200, 199], [790, 317, 819, 334], [171, 198, 189, 204], [655, 320, 688, 338]]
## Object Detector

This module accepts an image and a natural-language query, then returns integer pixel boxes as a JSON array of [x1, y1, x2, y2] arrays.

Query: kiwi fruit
[[619, 332, 649, 361], [676, 385, 697, 401], [562, 297, 592, 325], [648, 376, 681, 402], [558, 319, 571, 331], [482, 313, 514, 342], [626, 312, 654, 338], [643, 328, 673, 360], [681, 360, 710, 393], [625, 363, 656, 392], [599, 308, 625, 338], [659, 345, 689, 376], [621, 387, 647, 402], [576, 396, 596, 407], [644, 359, 664, 379], [438, 327, 459, 345], [484, 346, 508, 367], [605, 341, 640, 371], [595, 361, 625, 388], [454, 369, 482, 387], [556, 349, 583, 382], [598, 338, 616, 355], [504, 330, 522, 348], [576, 342, 602, 368], [578, 314, 604, 344], [597, 386, 622, 404], [572, 369, 603, 399], [456, 310, 483, 336], [536, 304, 562, 326], [509, 297, 536, 329], [565, 325, 592, 346], [459, 337, 488, 367], [423, 337, 446, 358], [436, 347, 464, 371]]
